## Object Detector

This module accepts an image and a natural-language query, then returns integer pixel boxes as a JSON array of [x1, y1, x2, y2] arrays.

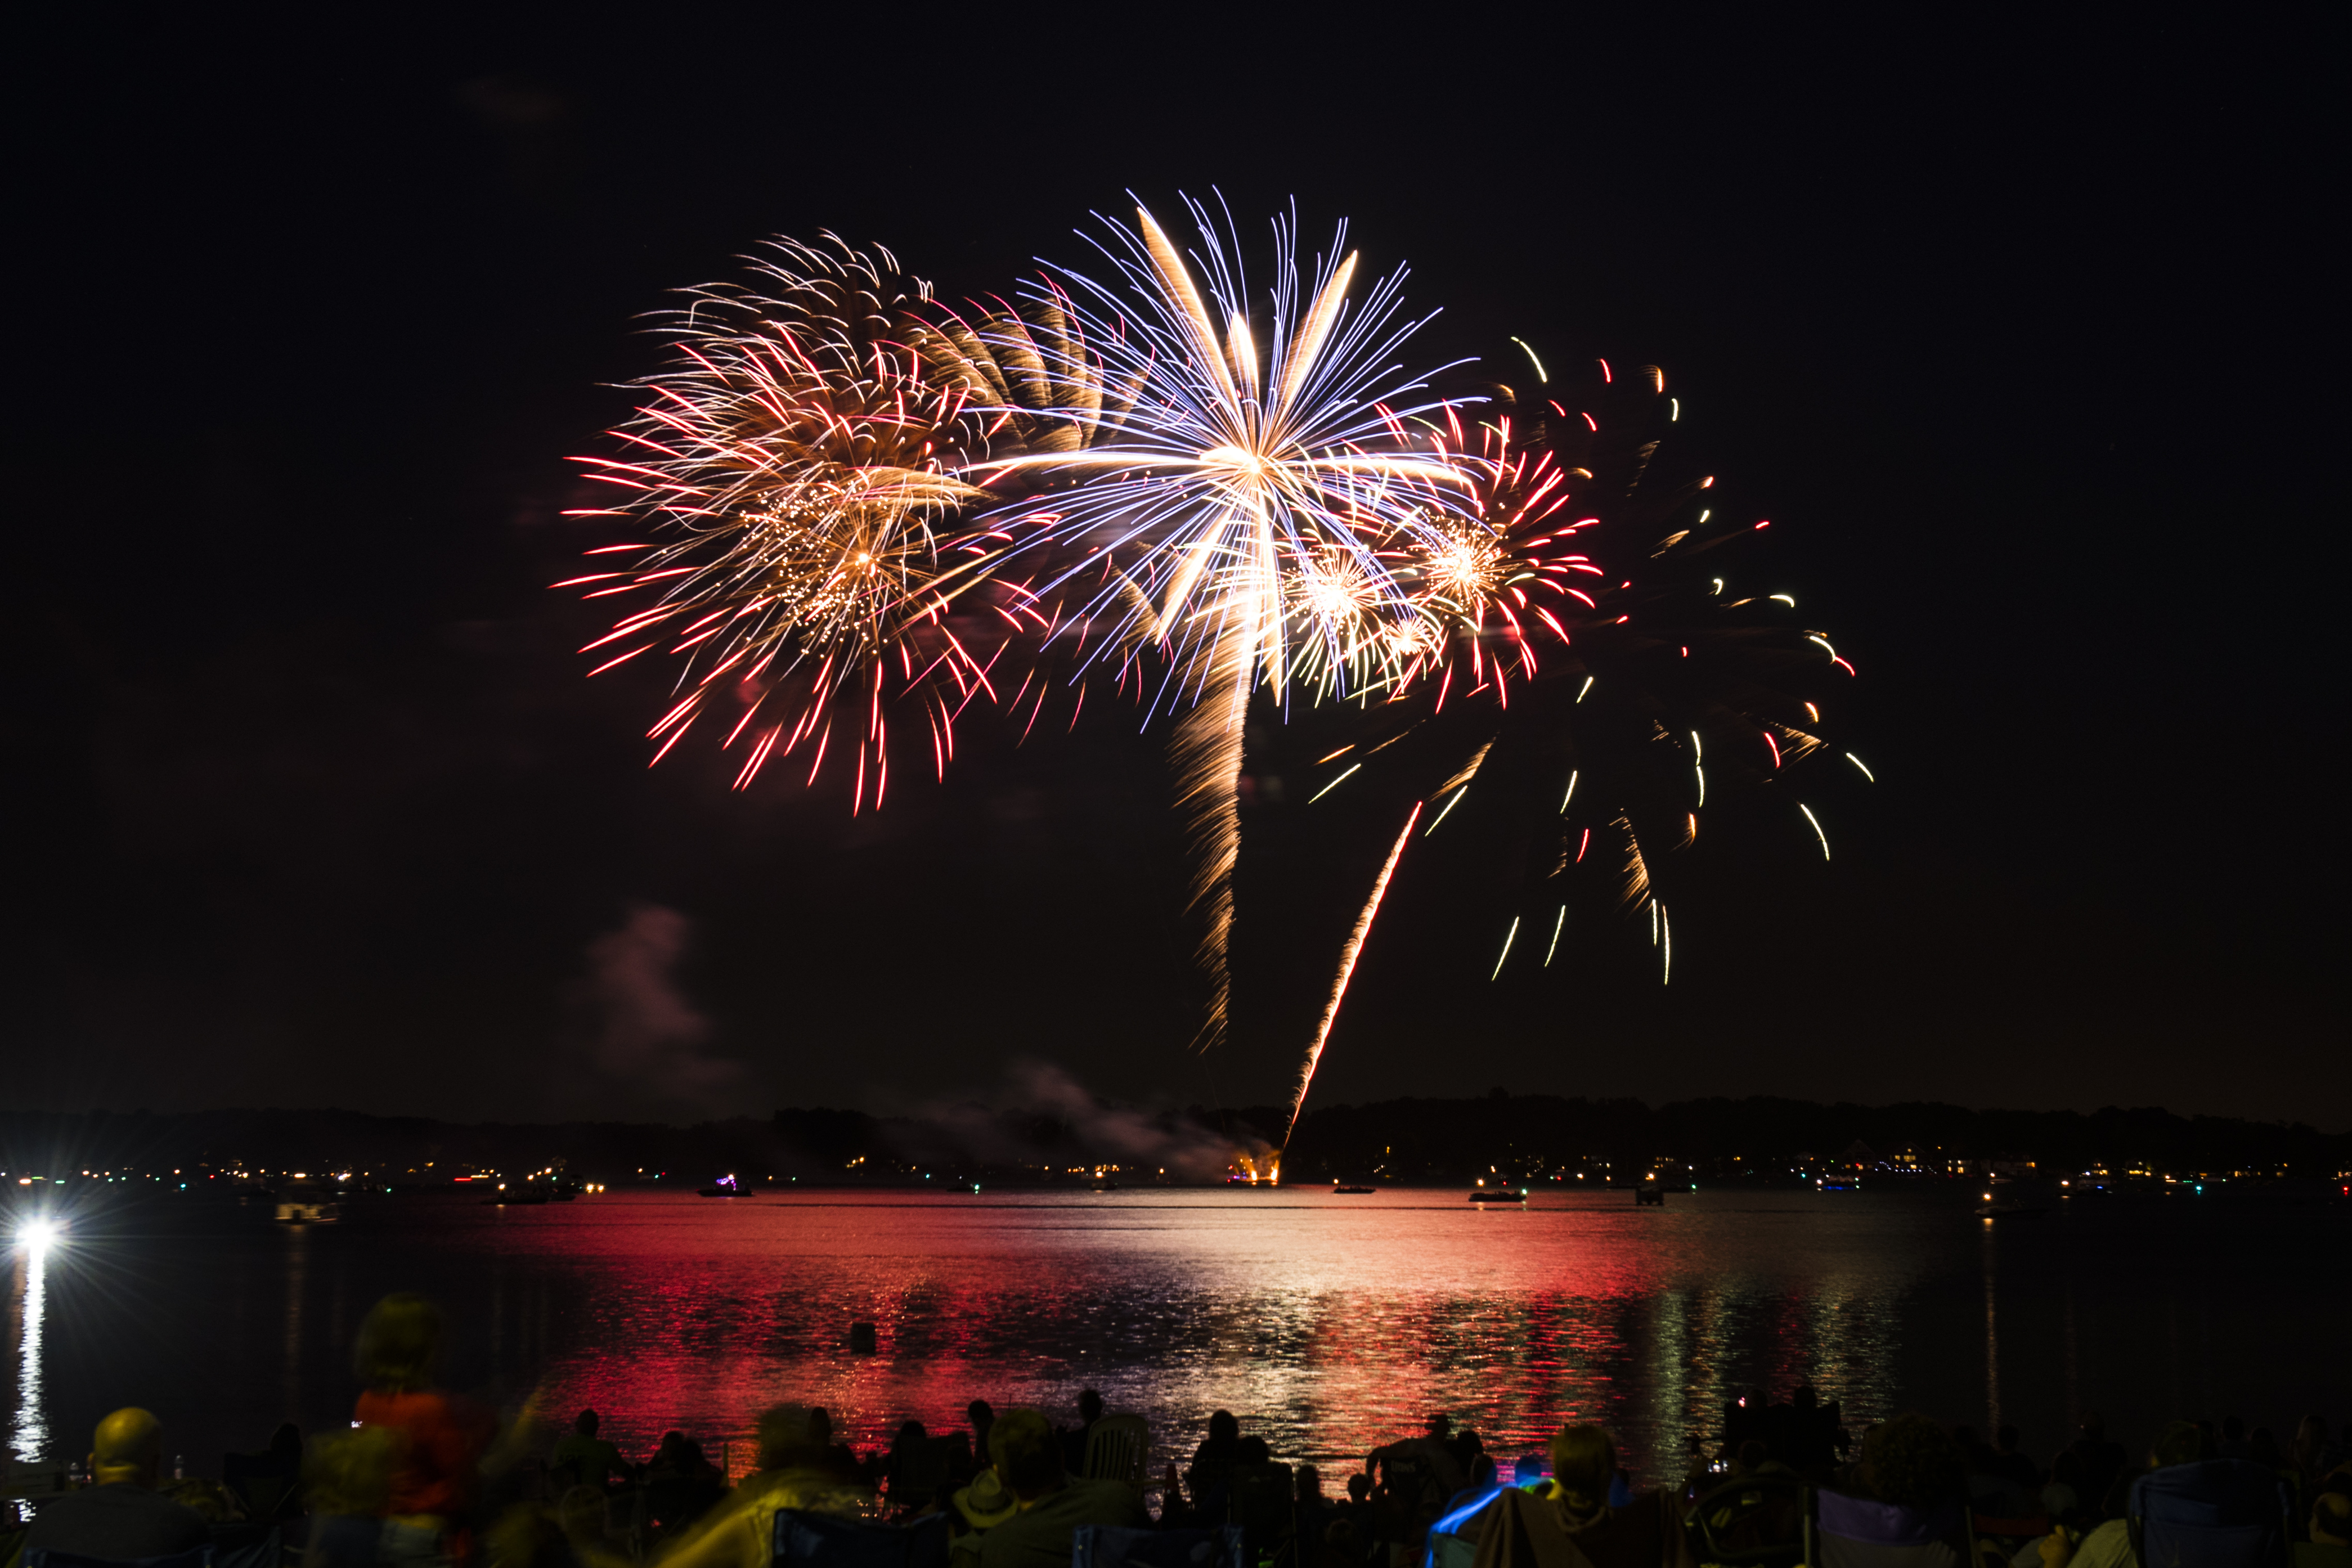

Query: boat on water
[[273, 1179, 340, 1224], [1975, 1189, 2048, 1218], [697, 1175, 748, 1198], [1332, 1184, 1376, 1194], [481, 1190, 548, 1206], [1469, 1184, 1527, 1203]]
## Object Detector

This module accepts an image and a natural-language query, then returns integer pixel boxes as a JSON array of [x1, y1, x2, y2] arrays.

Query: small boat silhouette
[[1974, 1189, 2048, 1218]]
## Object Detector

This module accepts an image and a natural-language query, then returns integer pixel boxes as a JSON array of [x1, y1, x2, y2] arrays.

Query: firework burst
[[562, 236, 1020, 808], [966, 198, 1474, 1049]]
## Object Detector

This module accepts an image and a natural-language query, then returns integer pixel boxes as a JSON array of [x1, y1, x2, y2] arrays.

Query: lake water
[[8, 1187, 2345, 1487]]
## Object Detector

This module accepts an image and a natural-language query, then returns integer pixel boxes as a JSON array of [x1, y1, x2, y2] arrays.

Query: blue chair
[[1071, 1525, 1244, 1568], [25, 1549, 213, 1568], [1806, 1488, 1973, 1568], [2130, 1461, 2291, 1568], [771, 1508, 949, 1568]]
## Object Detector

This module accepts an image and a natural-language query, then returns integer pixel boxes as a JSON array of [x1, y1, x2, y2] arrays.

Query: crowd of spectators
[[6, 1295, 2347, 1568]]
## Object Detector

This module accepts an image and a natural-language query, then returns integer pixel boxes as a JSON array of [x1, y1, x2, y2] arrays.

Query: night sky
[[8, 10, 2340, 1128]]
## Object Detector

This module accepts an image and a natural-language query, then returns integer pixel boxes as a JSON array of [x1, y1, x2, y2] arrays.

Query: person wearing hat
[[975, 1409, 1150, 1568], [950, 1466, 1020, 1561]]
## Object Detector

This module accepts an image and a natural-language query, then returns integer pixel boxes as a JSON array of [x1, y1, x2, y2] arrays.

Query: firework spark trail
[[1170, 604, 1257, 1053], [1282, 798, 1422, 1152]]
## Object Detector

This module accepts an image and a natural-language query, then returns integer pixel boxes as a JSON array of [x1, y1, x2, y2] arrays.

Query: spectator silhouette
[[641, 1430, 729, 1537], [23, 1408, 209, 1560], [1182, 1409, 1244, 1521], [1295, 1464, 1336, 1549], [1369, 1416, 1472, 1499], [1991, 1427, 2043, 1494], [1061, 1390, 1105, 1473], [2037, 1420, 2207, 1568], [805, 1409, 860, 1481], [2067, 1414, 2126, 1520], [351, 1293, 494, 1568], [1959, 1425, 2035, 1518], [973, 1409, 1148, 1568], [968, 1401, 996, 1468], [651, 1405, 873, 1568], [551, 1409, 630, 1491], [1784, 1386, 1845, 1470]]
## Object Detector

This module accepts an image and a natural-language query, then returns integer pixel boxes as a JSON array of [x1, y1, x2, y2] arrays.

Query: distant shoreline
[[4, 1094, 2345, 1191]]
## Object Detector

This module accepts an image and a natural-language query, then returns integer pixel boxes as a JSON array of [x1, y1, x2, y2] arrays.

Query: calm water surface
[[9, 1188, 2345, 1485]]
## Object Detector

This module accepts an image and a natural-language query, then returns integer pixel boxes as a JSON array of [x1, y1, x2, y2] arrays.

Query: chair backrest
[[1968, 1513, 2052, 1545], [770, 1509, 949, 1568], [1808, 1488, 1971, 1568], [219, 1454, 300, 1525], [1687, 1475, 1808, 1566], [2131, 1461, 2291, 1568], [25, 1549, 213, 1568], [1426, 1533, 1478, 1568], [1084, 1417, 1150, 1490], [1072, 1525, 1244, 1568]]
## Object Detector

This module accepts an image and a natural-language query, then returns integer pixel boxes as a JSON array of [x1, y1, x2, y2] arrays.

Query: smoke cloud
[[900, 1060, 1245, 1180], [581, 905, 742, 1115]]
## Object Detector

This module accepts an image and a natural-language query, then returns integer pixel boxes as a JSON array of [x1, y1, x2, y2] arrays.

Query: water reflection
[[455, 1192, 1922, 1484], [283, 1224, 309, 1422], [11, 1235, 49, 1463]]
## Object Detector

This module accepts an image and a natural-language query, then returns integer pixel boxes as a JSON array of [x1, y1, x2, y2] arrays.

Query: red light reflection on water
[[452, 1191, 1913, 1485]]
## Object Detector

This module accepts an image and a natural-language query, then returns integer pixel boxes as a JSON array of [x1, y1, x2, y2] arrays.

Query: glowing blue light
[[1424, 1484, 1505, 1566]]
